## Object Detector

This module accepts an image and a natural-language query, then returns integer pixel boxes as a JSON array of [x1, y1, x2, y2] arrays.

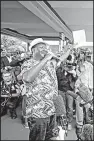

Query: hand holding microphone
[[44, 52, 54, 61], [40, 43, 76, 62], [40, 49, 60, 61]]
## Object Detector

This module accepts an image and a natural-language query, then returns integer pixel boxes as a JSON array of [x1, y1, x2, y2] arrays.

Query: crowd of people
[[1, 38, 93, 140]]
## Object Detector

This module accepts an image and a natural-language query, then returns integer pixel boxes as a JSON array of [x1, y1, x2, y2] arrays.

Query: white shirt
[[77, 72, 89, 88], [75, 61, 93, 90], [83, 61, 93, 89], [7, 56, 12, 63]]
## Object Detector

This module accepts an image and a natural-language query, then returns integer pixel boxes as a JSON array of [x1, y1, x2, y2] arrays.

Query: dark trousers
[[59, 90, 73, 123], [28, 114, 59, 140]]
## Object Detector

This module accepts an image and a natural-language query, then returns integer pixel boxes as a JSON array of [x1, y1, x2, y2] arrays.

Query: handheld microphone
[[40, 49, 61, 61], [47, 51, 61, 61]]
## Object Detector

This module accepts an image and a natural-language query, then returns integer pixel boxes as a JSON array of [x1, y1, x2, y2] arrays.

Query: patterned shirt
[[21, 58, 58, 118]]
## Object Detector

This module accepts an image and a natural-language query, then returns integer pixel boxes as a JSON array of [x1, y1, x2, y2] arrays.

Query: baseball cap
[[29, 38, 49, 52]]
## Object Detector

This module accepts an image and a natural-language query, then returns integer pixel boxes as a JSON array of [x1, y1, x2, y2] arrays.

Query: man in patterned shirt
[[20, 38, 73, 140]]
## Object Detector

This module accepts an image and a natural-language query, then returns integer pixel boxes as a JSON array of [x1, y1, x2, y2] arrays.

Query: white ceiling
[[1, 1, 58, 37], [48, 1, 93, 42], [1, 1, 93, 42]]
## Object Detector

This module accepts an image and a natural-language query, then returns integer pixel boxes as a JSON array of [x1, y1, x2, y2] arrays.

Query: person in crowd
[[56, 60, 77, 131], [1, 49, 13, 82], [77, 49, 93, 93], [75, 63, 93, 139], [10, 52, 22, 67], [1, 70, 21, 119], [19, 38, 73, 140], [80, 124, 93, 141], [85, 53, 93, 65], [6, 49, 13, 62], [84, 57, 93, 92], [9, 52, 26, 83], [1, 50, 10, 68]]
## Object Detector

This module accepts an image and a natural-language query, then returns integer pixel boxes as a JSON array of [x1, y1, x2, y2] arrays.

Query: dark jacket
[[1, 56, 10, 68], [56, 67, 77, 92]]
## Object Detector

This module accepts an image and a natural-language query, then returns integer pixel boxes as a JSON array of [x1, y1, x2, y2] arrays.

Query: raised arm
[[59, 44, 75, 62], [60, 48, 71, 62]]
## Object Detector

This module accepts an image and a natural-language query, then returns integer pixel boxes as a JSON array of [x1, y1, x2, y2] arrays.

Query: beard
[[34, 51, 46, 60], [40, 50, 48, 57]]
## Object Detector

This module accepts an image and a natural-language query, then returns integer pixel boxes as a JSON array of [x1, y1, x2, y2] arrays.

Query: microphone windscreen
[[53, 95, 66, 116]]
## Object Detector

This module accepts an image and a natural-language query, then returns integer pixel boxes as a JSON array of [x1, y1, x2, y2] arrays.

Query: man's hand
[[63, 44, 74, 52], [43, 53, 53, 61]]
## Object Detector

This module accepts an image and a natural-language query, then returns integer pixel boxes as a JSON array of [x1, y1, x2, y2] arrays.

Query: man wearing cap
[[85, 52, 93, 65], [20, 38, 73, 140], [1, 49, 10, 68]]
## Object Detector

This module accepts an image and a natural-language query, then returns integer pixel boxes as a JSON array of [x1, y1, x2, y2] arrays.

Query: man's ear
[[31, 48, 35, 55]]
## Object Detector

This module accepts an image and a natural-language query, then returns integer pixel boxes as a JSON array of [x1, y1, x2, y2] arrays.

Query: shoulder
[[84, 61, 93, 69]]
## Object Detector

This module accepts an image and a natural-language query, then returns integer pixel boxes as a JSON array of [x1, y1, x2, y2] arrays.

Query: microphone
[[40, 49, 61, 61], [47, 51, 61, 61]]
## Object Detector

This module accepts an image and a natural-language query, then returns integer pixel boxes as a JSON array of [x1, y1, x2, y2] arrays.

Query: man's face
[[32, 43, 49, 60], [3, 72, 12, 84], [86, 56, 91, 61], [6, 49, 11, 57], [1, 50, 7, 57], [80, 52, 85, 60]]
